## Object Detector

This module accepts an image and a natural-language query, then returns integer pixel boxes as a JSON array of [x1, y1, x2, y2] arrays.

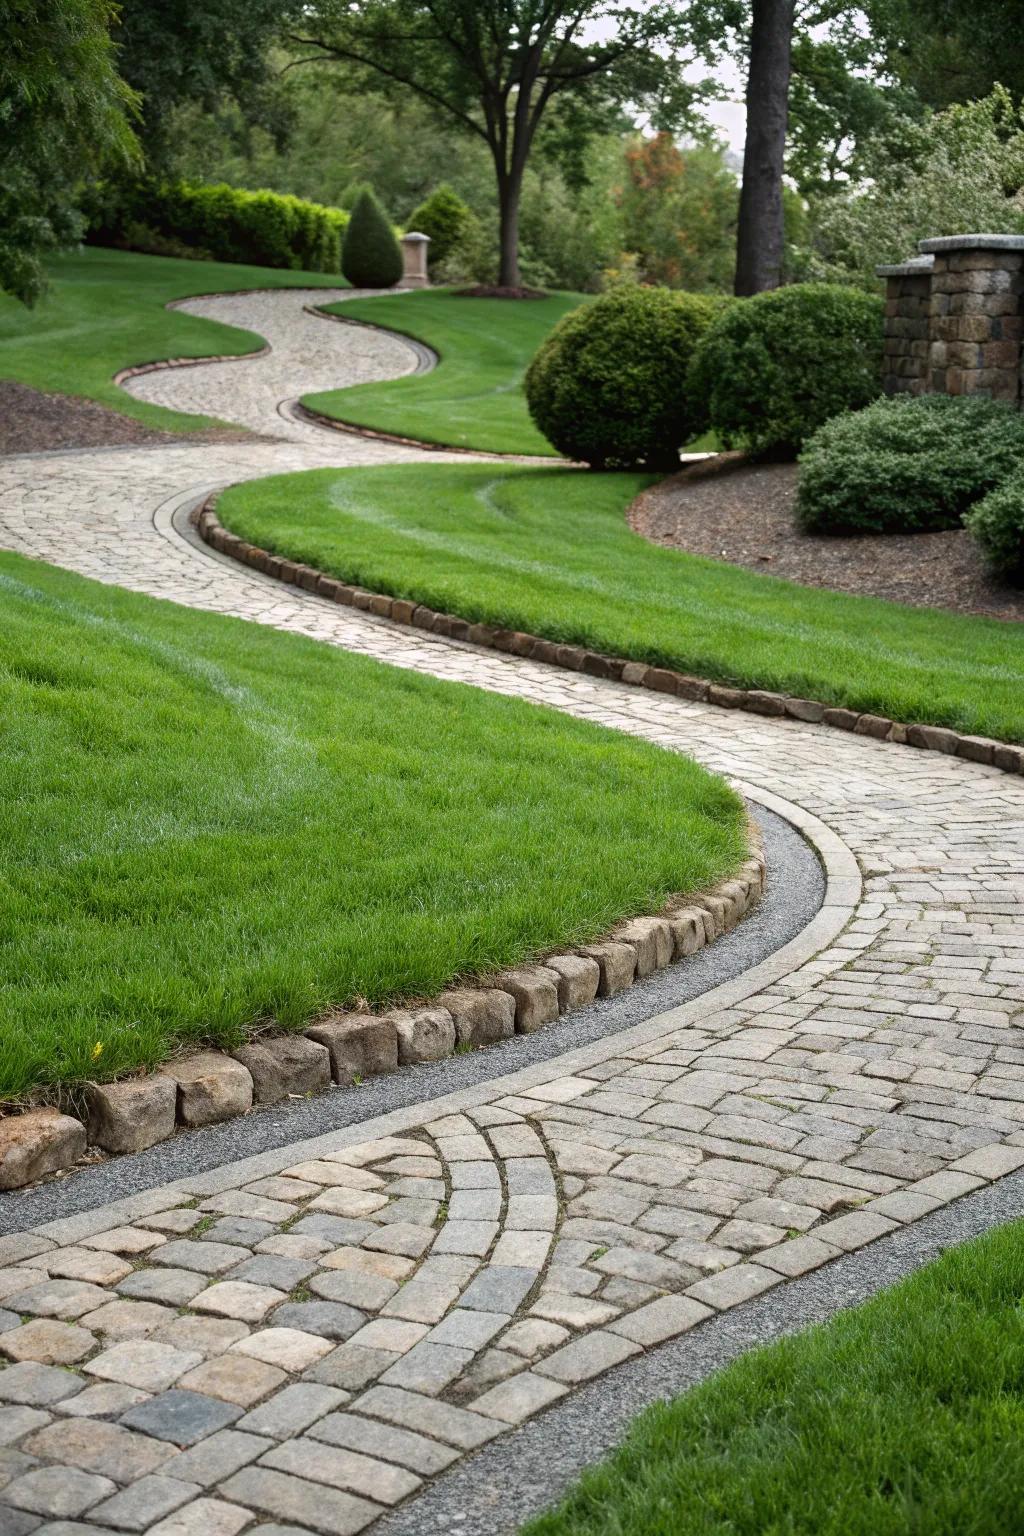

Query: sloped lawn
[[217, 462, 1024, 743], [0, 247, 346, 433], [0, 551, 745, 1100], [303, 287, 590, 454]]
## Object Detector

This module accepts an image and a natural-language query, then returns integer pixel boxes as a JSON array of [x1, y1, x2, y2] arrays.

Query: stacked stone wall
[[878, 235, 1024, 406]]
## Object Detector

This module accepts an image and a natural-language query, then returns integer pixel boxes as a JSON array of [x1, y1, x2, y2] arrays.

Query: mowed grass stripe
[[217, 462, 1024, 743], [304, 288, 591, 455], [0, 551, 745, 1099]]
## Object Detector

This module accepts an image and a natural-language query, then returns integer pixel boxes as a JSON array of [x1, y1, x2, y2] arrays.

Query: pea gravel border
[[198, 494, 1024, 777], [0, 802, 823, 1234]]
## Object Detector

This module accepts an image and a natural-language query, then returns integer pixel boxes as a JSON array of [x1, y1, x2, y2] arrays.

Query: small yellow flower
[[92, 1042, 104, 1060]]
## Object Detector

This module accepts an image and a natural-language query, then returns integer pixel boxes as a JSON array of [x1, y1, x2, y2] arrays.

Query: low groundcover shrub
[[797, 393, 1024, 535], [525, 286, 727, 468], [690, 282, 884, 457]]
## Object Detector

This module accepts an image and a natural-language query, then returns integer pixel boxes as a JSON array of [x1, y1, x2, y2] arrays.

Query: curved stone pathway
[[1, 290, 1023, 1535]]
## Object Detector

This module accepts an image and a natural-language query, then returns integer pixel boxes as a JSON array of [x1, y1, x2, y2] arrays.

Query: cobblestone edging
[[0, 831, 766, 1193], [113, 348, 271, 388], [201, 495, 1024, 778]]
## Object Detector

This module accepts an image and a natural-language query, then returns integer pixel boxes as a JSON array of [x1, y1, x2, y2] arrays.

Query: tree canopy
[[1, 0, 138, 303], [287, 0, 735, 287]]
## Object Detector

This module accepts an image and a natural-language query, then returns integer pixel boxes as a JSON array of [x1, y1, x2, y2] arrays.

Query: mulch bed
[[633, 456, 1024, 624], [0, 381, 247, 456]]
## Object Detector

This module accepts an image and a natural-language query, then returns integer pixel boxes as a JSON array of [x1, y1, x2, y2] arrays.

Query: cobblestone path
[[0, 290, 1022, 1535]]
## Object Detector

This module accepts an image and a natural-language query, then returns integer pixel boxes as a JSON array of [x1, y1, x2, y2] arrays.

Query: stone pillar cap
[[401, 230, 431, 243], [876, 256, 934, 277], [918, 233, 1024, 253]]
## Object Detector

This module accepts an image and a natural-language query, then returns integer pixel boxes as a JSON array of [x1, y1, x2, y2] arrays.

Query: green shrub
[[407, 184, 474, 267], [797, 393, 1024, 534], [524, 286, 729, 469], [690, 282, 884, 457], [341, 187, 403, 288], [88, 179, 347, 272], [966, 471, 1024, 581]]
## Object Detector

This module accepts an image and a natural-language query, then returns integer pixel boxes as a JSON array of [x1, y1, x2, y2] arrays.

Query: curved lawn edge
[[200, 490, 1024, 777], [302, 288, 579, 457], [300, 301, 563, 460], [1, 838, 766, 1191]]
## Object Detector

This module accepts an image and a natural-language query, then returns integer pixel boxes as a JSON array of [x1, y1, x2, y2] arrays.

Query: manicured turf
[[0, 551, 746, 1100], [0, 247, 346, 433], [218, 462, 1024, 743], [523, 1219, 1024, 1536], [303, 288, 591, 455]]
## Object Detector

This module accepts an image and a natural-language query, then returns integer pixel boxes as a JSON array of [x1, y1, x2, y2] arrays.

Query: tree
[[287, 1, 728, 289], [867, 0, 1024, 111], [734, 0, 796, 294], [1, 0, 138, 304], [618, 132, 738, 289], [111, 0, 305, 165]]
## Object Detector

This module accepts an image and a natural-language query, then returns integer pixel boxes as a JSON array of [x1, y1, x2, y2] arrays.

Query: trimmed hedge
[[966, 472, 1024, 582], [690, 282, 884, 457], [89, 179, 348, 273], [525, 286, 729, 469], [342, 188, 403, 288], [797, 393, 1024, 535]]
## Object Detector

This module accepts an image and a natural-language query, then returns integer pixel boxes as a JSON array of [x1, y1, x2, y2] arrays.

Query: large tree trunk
[[734, 0, 795, 296], [497, 167, 522, 288]]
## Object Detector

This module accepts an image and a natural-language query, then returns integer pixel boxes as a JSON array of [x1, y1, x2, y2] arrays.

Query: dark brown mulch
[[633, 456, 1024, 624], [453, 285, 548, 300], [0, 380, 247, 456]]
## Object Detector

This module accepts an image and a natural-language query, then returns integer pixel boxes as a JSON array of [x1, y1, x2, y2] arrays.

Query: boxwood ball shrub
[[966, 471, 1024, 581], [341, 188, 403, 288], [797, 393, 1024, 535], [524, 287, 728, 469], [689, 282, 884, 457]]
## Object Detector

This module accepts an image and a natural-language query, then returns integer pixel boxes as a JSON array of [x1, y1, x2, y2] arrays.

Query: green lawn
[[0, 247, 346, 433], [0, 551, 745, 1101], [524, 1220, 1024, 1536], [217, 462, 1024, 743], [303, 287, 591, 455]]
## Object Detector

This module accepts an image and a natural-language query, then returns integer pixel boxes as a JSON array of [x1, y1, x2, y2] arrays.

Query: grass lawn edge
[[205, 484, 1024, 759]]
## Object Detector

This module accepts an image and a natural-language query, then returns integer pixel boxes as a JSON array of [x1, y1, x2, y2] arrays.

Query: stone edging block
[[0, 674, 766, 1192], [196, 491, 1024, 779]]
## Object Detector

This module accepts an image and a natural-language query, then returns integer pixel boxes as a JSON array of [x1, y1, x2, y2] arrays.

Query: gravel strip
[[375, 1168, 1024, 1536], [0, 805, 822, 1232]]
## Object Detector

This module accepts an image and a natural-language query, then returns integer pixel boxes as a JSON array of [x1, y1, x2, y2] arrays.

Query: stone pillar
[[400, 231, 431, 288], [919, 233, 1024, 404], [877, 256, 934, 396]]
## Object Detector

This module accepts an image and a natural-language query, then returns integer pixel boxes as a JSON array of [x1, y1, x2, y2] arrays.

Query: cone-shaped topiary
[[341, 187, 403, 288]]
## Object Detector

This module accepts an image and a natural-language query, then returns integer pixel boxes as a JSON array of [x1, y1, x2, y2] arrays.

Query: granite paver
[[1, 288, 1022, 1534]]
